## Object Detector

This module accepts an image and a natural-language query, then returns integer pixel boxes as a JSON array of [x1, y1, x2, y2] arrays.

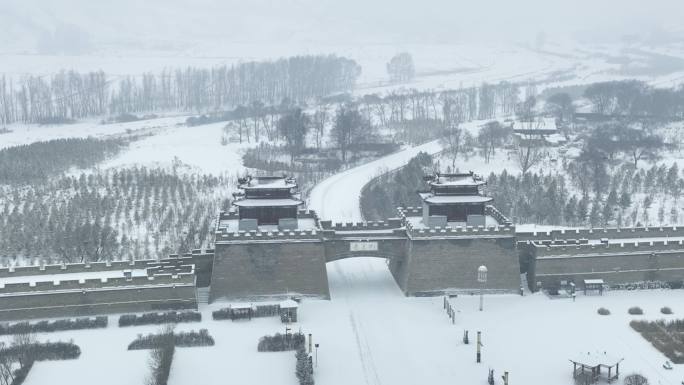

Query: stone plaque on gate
[[350, 241, 378, 252]]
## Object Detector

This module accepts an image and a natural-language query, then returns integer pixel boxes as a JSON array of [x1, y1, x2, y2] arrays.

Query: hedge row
[[212, 304, 280, 321], [295, 346, 315, 385], [128, 329, 215, 350], [0, 317, 107, 335], [1, 342, 81, 361], [119, 311, 201, 327], [257, 332, 305, 352]]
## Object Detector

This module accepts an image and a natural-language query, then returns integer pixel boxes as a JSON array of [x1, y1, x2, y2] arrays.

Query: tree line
[[584, 80, 684, 118], [0, 55, 361, 125]]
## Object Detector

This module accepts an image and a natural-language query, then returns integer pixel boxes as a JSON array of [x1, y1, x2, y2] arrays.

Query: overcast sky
[[1, 0, 682, 51]]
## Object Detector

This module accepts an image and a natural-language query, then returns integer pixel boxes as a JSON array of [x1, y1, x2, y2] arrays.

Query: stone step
[[196, 287, 210, 304]]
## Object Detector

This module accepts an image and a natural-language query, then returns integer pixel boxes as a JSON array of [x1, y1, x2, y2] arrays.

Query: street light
[[314, 343, 320, 367], [477, 265, 488, 311]]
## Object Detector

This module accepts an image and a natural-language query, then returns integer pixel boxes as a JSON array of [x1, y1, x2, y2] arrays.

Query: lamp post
[[315, 343, 320, 367], [477, 265, 488, 311]]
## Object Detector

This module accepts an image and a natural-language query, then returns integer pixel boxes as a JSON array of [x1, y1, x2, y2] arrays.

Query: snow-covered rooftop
[[419, 193, 493, 204], [0, 269, 148, 285], [513, 117, 558, 133], [240, 176, 297, 190], [429, 173, 486, 187], [279, 299, 298, 309], [570, 351, 622, 367], [232, 198, 304, 207], [217, 217, 318, 233], [404, 215, 500, 229]]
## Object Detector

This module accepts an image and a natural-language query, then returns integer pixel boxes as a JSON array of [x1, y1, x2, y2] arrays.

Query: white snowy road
[[307, 140, 443, 222]]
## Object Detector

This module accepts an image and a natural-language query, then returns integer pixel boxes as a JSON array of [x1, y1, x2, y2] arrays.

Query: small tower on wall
[[418, 172, 495, 228], [232, 175, 304, 231]]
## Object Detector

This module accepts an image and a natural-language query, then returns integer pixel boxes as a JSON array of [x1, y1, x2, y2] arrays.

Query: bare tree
[[441, 123, 463, 170], [0, 343, 15, 385], [386, 53, 415, 83], [513, 133, 544, 175]]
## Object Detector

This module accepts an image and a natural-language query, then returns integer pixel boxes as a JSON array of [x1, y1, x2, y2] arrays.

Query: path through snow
[[307, 140, 443, 222]]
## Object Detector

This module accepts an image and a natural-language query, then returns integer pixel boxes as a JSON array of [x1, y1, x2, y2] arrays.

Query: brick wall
[[403, 236, 520, 295], [210, 240, 329, 301], [0, 285, 197, 321]]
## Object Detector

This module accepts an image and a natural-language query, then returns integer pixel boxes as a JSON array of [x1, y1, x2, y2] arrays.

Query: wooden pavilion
[[583, 279, 605, 295], [570, 352, 623, 384]]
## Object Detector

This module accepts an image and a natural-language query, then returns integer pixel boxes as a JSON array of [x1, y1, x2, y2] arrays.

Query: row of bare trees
[[0, 55, 361, 125]]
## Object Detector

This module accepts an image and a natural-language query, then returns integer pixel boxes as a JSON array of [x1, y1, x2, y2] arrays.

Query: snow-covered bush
[[623, 373, 649, 385], [295, 346, 314, 385], [660, 307, 673, 315], [597, 307, 610, 315], [628, 307, 644, 315], [257, 332, 305, 352]]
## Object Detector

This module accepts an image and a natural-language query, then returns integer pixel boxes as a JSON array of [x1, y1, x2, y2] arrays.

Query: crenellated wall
[[0, 259, 159, 279], [319, 218, 403, 231], [517, 226, 684, 242], [0, 284, 196, 321], [0, 258, 199, 321], [528, 235, 684, 290], [534, 239, 684, 257], [215, 229, 321, 242]]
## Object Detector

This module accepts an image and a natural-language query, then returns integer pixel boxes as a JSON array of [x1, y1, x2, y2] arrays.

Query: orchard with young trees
[[0, 138, 235, 266]]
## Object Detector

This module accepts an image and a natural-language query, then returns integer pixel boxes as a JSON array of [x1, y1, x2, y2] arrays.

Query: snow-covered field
[[101, 122, 254, 176], [0, 115, 188, 151], [15, 257, 684, 385]]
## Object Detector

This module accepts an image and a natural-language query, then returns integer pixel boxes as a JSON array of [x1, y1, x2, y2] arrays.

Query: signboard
[[349, 241, 378, 252]]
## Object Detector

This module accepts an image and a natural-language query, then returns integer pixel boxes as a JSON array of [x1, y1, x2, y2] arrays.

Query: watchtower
[[233, 175, 304, 229], [419, 172, 493, 227], [395, 171, 520, 295], [210, 175, 329, 301]]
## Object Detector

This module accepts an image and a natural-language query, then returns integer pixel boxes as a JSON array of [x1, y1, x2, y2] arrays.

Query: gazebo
[[570, 352, 623, 384], [583, 279, 605, 295], [279, 299, 299, 323]]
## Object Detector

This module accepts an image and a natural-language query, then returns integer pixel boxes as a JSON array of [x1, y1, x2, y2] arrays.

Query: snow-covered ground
[[18, 314, 296, 385], [101, 122, 254, 176], [308, 140, 443, 222], [15, 257, 684, 385], [0, 115, 188, 150]]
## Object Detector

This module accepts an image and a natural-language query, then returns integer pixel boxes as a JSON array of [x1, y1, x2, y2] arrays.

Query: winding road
[[307, 139, 443, 222]]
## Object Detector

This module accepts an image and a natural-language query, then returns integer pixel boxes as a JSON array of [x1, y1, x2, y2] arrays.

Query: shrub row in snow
[[119, 311, 201, 327], [128, 329, 214, 350], [295, 346, 314, 385], [146, 329, 175, 385], [212, 304, 280, 321], [0, 317, 107, 335], [1, 341, 81, 362], [257, 332, 305, 352]]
